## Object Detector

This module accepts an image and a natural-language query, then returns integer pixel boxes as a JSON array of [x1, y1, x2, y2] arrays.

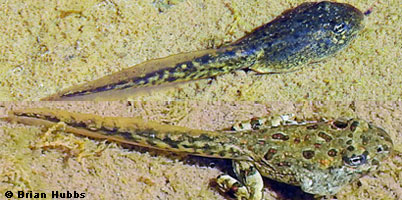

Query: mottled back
[[234, 1, 364, 72], [231, 118, 393, 195]]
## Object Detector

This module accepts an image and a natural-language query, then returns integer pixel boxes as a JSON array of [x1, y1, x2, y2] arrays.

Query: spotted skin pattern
[[43, 1, 364, 100], [3, 109, 393, 199]]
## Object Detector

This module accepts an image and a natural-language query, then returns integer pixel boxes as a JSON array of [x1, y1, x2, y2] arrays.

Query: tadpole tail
[[41, 47, 246, 101], [5, 108, 248, 159]]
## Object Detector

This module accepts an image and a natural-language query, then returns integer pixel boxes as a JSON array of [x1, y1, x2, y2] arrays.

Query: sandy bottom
[[0, 101, 400, 200], [0, 0, 401, 100]]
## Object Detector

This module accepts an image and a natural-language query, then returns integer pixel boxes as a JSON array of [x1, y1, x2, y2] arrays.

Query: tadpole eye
[[334, 22, 347, 33], [344, 154, 367, 166], [377, 145, 386, 153]]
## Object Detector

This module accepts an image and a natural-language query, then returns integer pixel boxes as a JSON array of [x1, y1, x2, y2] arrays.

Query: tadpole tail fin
[[4, 108, 248, 159], [41, 49, 218, 101]]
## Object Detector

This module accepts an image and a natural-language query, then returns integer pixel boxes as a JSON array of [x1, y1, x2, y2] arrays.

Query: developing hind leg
[[216, 161, 264, 200]]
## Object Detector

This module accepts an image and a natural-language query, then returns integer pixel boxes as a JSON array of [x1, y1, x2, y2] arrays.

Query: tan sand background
[[0, 0, 401, 101], [0, 101, 400, 199]]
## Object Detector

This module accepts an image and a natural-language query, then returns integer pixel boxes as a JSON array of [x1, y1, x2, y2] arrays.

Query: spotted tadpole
[[43, 1, 364, 100], [3, 109, 393, 199]]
